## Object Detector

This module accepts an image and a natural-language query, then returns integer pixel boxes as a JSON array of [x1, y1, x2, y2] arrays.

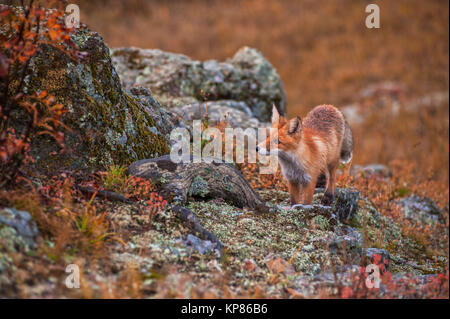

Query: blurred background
[[3, 0, 449, 184]]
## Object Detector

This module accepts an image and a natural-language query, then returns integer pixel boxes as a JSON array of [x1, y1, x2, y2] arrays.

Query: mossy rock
[[9, 24, 174, 174]]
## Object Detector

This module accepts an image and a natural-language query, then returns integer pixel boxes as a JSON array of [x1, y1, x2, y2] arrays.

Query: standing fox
[[257, 104, 353, 206]]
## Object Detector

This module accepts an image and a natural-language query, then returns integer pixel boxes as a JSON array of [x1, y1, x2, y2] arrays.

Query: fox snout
[[256, 138, 275, 155], [256, 145, 270, 156]]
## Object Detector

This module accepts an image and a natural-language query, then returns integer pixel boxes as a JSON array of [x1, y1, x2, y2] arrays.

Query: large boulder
[[397, 195, 444, 225], [111, 46, 286, 122], [5, 19, 176, 174]]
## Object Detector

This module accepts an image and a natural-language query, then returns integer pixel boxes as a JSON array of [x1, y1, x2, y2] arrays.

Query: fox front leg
[[301, 176, 317, 205], [287, 181, 302, 205]]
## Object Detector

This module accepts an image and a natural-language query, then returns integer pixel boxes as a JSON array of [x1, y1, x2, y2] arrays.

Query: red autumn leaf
[[372, 253, 382, 265], [243, 260, 257, 272]]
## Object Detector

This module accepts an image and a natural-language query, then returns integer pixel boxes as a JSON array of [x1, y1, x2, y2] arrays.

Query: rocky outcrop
[[6, 23, 177, 174], [111, 46, 286, 122]]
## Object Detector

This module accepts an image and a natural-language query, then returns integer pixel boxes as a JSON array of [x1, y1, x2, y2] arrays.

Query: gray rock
[[351, 164, 392, 178], [181, 234, 219, 255], [328, 226, 364, 265], [0, 208, 39, 249], [4, 17, 175, 175], [315, 187, 359, 222], [397, 195, 444, 225], [171, 100, 261, 128], [111, 46, 286, 122]]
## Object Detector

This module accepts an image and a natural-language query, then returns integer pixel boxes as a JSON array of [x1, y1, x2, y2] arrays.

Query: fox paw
[[321, 193, 334, 206]]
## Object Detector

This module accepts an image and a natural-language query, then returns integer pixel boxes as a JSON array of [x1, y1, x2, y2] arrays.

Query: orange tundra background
[[75, 0, 449, 187]]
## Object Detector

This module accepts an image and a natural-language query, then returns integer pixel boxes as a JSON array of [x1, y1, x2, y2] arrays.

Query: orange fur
[[258, 104, 351, 205]]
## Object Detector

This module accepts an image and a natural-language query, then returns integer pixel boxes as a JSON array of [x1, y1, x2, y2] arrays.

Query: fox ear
[[288, 116, 302, 135], [271, 104, 280, 126]]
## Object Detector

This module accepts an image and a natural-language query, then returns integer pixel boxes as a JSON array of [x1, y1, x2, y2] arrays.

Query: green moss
[[73, 91, 169, 168], [123, 93, 169, 161]]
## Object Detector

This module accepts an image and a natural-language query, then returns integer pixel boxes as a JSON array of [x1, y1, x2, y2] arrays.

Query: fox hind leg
[[322, 163, 337, 206]]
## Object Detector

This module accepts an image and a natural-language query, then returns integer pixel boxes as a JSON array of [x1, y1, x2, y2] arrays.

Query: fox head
[[256, 105, 302, 155]]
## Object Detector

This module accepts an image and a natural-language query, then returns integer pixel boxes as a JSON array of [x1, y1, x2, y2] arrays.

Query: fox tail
[[340, 120, 353, 165]]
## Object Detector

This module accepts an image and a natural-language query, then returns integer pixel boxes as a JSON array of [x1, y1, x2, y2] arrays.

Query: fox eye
[[273, 139, 280, 144]]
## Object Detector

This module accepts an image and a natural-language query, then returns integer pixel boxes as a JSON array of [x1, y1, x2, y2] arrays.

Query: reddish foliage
[[124, 175, 167, 217], [0, 2, 83, 187]]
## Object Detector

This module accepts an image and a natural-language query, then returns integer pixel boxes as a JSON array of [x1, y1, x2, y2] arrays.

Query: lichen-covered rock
[[398, 195, 444, 225], [9, 23, 174, 174], [111, 46, 286, 122], [179, 234, 220, 256], [291, 267, 444, 298], [128, 87, 184, 140], [0, 207, 39, 291], [0, 207, 39, 249], [115, 188, 446, 298], [329, 225, 363, 262], [351, 164, 392, 178], [330, 188, 360, 222]]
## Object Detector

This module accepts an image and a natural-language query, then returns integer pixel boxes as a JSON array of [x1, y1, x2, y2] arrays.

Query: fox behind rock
[[257, 104, 353, 206]]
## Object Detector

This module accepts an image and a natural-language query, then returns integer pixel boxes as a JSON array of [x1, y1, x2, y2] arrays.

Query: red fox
[[257, 104, 353, 206]]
